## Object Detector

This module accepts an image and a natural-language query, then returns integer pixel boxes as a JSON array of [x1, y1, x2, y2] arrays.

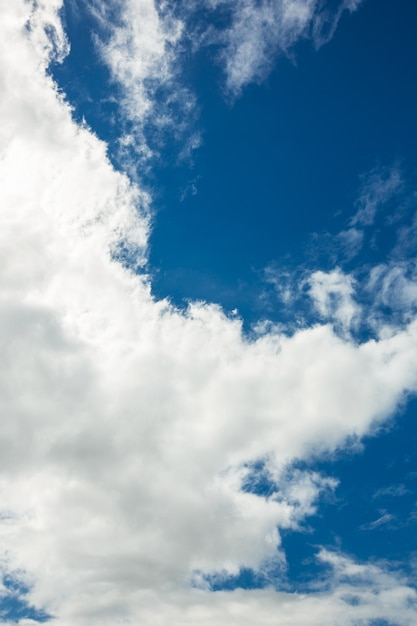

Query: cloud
[[345, 167, 417, 331], [24, 0, 69, 66], [86, 0, 198, 163], [70, 0, 365, 162], [359, 513, 396, 531], [351, 165, 404, 228], [261, 266, 360, 335], [367, 262, 417, 313], [217, 0, 317, 95], [193, 0, 364, 96], [93, 0, 365, 114], [373, 484, 409, 499], [307, 268, 360, 333], [300, 165, 408, 271], [335, 227, 364, 262], [265, 164, 417, 337], [312, 0, 363, 47], [1, 2, 417, 625]]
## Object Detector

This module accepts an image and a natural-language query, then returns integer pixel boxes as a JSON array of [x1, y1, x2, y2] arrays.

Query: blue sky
[[1, 0, 417, 624]]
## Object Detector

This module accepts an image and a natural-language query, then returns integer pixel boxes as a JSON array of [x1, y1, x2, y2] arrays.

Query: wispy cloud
[[312, 0, 363, 47], [334, 227, 364, 262], [262, 163, 417, 338], [366, 261, 417, 320], [85, 0, 199, 165], [192, 0, 364, 96], [65, 0, 365, 169], [359, 512, 396, 531], [351, 165, 404, 228], [373, 484, 410, 499]]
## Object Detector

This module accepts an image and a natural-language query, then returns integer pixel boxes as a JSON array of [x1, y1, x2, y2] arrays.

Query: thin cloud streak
[[187, 0, 365, 96]]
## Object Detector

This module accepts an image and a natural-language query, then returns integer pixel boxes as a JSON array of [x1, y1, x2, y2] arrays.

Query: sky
[[1, 0, 417, 624]]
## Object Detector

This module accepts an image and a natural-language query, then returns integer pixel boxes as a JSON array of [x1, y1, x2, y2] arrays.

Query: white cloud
[[95, 0, 181, 111], [351, 165, 404, 227], [195, 0, 364, 95], [307, 268, 360, 332], [75, 0, 364, 159], [335, 227, 364, 261], [367, 262, 417, 323], [312, 0, 363, 47], [1, 2, 417, 625], [24, 0, 69, 66], [87, 0, 198, 162], [373, 484, 409, 499], [218, 0, 317, 95], [359, 513, 396, 531]]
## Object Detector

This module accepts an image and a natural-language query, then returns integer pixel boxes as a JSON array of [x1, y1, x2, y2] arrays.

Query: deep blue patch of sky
[[54, 1, 417, 323], [0, 575, 51, 623], [282, 398, 417, 590], [148, 0, 417, 319]]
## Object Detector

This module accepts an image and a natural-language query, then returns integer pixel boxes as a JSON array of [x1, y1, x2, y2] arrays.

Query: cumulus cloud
[[307, 268, 360, 333], [1, 2, 417, 625], [261, 266, 360, 335]]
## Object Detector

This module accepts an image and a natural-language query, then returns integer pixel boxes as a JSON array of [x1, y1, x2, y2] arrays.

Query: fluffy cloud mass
[[0, 1, 416, 625]]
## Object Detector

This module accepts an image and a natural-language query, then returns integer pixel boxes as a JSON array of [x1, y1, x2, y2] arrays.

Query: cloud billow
[[0, 1, 416, 625]]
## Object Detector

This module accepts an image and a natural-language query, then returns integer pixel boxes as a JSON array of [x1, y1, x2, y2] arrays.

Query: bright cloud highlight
[[0, 1, 416, 625]]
